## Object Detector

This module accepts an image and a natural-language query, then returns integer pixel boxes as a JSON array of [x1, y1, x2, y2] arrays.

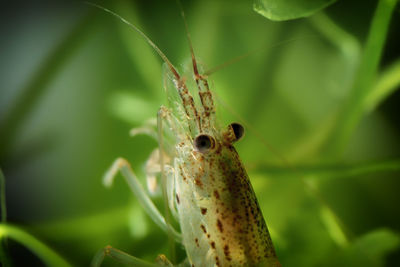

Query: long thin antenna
[[204, 38, 299, 77], [86, 2, 202, 134], [176, 0, 216, 131], [85, 2, 181, 80], [175, 0, 200, 78]]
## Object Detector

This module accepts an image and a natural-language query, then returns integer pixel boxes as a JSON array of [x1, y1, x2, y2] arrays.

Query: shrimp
[[89, 2, 280, 267]]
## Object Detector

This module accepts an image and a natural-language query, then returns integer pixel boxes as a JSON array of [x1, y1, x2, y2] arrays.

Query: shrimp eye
[[194, 134, 215, 153], [230, 123, 244, 141]]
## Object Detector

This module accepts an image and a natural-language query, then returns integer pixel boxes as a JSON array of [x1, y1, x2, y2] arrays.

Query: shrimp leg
[[91, 245, 157, 267], [103, 158, 181, 243], [91, 244, 188, 267], [95, 108, 183, 267], [157, 106, 183, 264]]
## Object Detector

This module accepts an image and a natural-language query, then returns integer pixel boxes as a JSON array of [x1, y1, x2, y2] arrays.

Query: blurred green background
[[1, 0, 400, 266]]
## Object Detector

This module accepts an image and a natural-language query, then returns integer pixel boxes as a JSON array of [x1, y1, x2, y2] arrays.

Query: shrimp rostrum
[[90, 3, 280, 267]]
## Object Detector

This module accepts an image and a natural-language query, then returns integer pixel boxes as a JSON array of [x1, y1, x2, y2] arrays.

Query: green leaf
[[323, 0, 399, 155], [253, 0, 337, 21], [325, 228, 400, 267], [0, 224, 72, 267], [365, 59, 400, 112], [254, 158, 400, 179]]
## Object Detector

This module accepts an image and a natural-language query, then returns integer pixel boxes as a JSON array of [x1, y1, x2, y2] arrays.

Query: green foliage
[[324, 0, 400, 155], [324, 229, 400, 267], [0, 224, 71, 267], [254, 0, 337, 21], [365, 59, 400, 112], [0, 0, 400, 266]]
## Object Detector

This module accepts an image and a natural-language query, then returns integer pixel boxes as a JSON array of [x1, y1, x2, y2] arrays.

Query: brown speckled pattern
[[174, 139, 280, 267], [161, 43, 280, 267]]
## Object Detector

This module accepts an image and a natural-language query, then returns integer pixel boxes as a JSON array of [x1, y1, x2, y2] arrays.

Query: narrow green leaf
[[325, 0, 399, 155], [254, 158, 400, 178], [253, 0, 337, 21], [320, 206, 349, 247], [0, 224, 72, 267], [325, 228, 400, 266], [365, 59, 400, 112], [353, 229, 400, 261], [309, 13, 360, 64]]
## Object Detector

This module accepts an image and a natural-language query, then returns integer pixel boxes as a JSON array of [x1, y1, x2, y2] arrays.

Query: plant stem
[[255, 158, 400, 178], [325, 0, 399, 156], [365, 59, 400, 112], [0, 224, 72, 267], [309, 13, 360, 63]]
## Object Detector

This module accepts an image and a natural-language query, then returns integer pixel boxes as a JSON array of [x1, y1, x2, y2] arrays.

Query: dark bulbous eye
[[194, 134, 215, 153], [230, 123, 244, 141]]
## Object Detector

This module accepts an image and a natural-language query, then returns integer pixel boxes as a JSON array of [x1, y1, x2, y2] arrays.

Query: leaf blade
[[253, 0, 337, 21]]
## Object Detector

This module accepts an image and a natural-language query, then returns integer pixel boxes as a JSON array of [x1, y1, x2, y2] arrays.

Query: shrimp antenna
[[85, 2, 181, 80], [176, 0, 216, 131], [204, 38, 299, 77], [175, 0, 200, 78]]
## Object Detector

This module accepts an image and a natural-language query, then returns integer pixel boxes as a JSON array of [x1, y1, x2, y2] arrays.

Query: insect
[[90, 2, 281, 267]]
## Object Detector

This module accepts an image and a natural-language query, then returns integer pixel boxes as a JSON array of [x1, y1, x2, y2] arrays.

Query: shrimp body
[[174, 137, 280, 267], [162, 65, 280, 266], [89, 3, 280, 266]]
